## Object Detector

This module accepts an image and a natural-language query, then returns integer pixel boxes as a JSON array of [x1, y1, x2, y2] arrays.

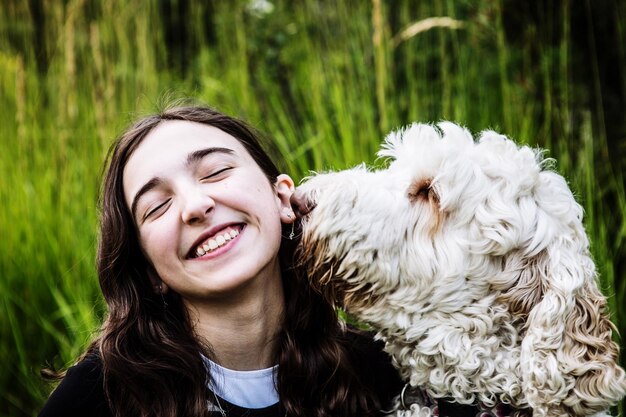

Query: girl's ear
[[275, 174, 296, 223]]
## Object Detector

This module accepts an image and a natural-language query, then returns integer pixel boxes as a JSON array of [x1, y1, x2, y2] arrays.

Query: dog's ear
[[467, 135, 545, 258], [495, 171, 626, 415]]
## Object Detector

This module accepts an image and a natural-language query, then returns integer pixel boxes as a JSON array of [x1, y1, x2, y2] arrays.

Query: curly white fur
[[295, 123, 626, 417]]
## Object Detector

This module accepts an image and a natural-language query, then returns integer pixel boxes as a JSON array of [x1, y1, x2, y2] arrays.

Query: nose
[[181, 188, 215, 225], [290, 189, 315, 218]]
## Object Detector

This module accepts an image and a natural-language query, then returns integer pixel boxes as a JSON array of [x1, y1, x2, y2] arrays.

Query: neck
[[185, 272, 285, 371]]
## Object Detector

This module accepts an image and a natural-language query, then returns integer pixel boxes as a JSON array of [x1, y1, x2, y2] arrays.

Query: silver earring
[[286, 213, 295, 240], [158, 283, 168, 309]]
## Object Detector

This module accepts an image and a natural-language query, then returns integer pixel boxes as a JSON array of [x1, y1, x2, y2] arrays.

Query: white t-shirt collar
[[204, 356, 279, 409]]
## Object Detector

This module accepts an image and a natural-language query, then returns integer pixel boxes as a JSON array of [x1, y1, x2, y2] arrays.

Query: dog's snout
[[290, 189, 315, 218]]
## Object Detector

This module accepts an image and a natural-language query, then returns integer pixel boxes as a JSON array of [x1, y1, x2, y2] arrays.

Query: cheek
[[254, 193, 285, 245], [139, 235, 166, 267], [255, 196, 283, 238], [235, 174, 284, 224], [138, 220, 177, 264]]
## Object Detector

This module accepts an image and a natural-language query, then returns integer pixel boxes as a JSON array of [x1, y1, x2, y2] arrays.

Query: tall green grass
[[1, 1, 624, 416]]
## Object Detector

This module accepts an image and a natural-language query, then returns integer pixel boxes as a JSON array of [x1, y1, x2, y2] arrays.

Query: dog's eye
[[407, 179, 433, 203]]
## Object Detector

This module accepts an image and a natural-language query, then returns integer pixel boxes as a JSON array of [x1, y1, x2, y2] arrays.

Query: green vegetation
[[1, 1, 624, 416]]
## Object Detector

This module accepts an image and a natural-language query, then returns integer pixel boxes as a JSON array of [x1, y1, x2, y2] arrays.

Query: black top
[[38, 330, 482, 417], [38, 330, 403, 417]]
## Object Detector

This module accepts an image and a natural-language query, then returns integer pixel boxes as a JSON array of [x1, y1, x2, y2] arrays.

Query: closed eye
[[200, 166, 233, 181], [144, 199, 171, 220]]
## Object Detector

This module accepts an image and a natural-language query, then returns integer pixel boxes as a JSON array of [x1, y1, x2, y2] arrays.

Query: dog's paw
[[386, 404, 434, 417]]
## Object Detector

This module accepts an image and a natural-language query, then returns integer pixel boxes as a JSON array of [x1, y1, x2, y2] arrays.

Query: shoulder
[[39, 353, 112, 417], [344, 326, 398, 378], [344, 327, 387, 358], [344, 327, 404, 410]]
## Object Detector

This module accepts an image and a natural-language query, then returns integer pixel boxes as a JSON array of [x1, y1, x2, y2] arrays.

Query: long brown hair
[[89, 104, 380, 417]]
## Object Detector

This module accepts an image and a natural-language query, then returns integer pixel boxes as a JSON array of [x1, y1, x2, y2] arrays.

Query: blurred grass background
[[0, 0, 624, 416]]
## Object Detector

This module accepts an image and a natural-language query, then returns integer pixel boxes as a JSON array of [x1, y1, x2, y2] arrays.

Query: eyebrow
[[131, 177, 164, 219], [186, 147, 234, 166], [130, 147, 235, 219]]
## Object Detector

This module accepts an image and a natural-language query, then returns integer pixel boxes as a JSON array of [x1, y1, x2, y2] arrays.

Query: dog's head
[[294, 123, 554, 316], [294, 122, 625, 415]]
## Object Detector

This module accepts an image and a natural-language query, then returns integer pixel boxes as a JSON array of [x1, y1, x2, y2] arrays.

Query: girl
[[39, 105, 402, 417]]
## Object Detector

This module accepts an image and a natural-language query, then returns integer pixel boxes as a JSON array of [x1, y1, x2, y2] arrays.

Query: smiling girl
[[39, 105, 402, 417]]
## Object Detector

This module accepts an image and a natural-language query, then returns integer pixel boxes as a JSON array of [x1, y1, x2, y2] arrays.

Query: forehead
[[122, 121, 250, 198], [132, 120, 248, 160]]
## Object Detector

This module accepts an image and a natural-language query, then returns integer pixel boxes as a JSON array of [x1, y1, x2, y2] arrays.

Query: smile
[[191, 226, 242, 258]]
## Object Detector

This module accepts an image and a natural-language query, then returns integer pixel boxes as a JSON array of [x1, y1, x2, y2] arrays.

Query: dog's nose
[[290, 189, 315, 218]]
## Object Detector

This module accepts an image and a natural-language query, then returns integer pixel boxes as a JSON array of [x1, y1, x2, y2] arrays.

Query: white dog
[[292, 123, 626, 417]]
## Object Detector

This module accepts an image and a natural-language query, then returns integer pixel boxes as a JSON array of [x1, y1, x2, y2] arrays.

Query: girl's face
[[122, 121, 294, 301]]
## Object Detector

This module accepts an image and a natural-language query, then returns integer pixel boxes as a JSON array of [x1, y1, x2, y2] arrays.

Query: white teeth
[[195, 228, 241, 257]]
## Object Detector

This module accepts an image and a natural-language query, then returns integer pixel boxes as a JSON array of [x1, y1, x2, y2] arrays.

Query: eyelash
[[143, 167, 232, 221], [200, 166, 232, 181], [144, 167, 233, 220], [145, 199, 171, 220]]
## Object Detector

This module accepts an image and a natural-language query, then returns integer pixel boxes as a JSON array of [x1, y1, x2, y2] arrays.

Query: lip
[[186, 222, 245, 259]]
